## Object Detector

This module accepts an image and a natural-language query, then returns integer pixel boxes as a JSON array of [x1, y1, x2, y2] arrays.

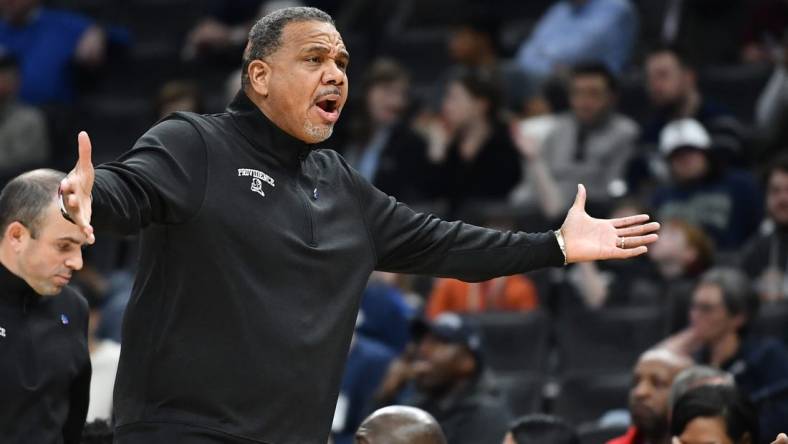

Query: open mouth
[[316, 98, 338, 113], [314, 97, 341, 123]]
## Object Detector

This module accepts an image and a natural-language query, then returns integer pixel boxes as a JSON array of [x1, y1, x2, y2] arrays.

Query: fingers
[[611, 213, 650, 228], [571, 184, 586, 210], [618, 234, 659, 249], [617, 245, 648, 259], [77, 131, 93, 172], [616, 222, 661, 237], [772, 433, 788, 444]]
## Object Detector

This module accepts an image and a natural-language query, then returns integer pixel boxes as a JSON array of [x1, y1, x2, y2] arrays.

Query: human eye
[[57, 242, 72, 252]]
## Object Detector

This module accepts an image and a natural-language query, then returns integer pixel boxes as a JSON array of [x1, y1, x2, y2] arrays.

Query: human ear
[[5, 221, 28, 252], [248, 59, 271, 98]]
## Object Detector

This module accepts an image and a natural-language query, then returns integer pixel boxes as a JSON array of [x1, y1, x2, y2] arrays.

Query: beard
[[304, 120, 334, 142]]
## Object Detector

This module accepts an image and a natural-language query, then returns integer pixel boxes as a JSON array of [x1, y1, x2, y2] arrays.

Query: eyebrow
[[302, 45, 350, 61], [56, 236, 84, 245]]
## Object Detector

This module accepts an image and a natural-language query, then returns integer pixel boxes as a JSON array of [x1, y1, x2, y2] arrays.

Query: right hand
[[510, 121, 541, 160], [772, 433, 788, 444], [60, 131, 95, 244]]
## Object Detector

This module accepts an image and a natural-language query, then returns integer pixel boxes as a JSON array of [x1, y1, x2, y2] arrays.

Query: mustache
[[314, 88, 341, 102]]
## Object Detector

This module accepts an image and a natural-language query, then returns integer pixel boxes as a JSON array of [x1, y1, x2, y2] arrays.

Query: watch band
[[554, 229, 568, 266], [58, 184, 76, 224]]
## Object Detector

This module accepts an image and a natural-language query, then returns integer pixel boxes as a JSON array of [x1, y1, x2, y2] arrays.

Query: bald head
[[638, 348, 694, 369], [355, 406, 447, 444]]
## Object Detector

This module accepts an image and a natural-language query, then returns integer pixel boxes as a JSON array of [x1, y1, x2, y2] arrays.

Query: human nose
[[65, 250, 83, 271], [322, 61, 345, 85]]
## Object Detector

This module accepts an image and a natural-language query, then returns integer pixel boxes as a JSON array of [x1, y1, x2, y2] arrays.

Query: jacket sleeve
[[350, 166, 565, 282], [91, 115, 208, 235], [62, 296, 91, 444]]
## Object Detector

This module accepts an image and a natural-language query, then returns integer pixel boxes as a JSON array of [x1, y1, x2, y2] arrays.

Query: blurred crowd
[[2, 0, 788, 443]]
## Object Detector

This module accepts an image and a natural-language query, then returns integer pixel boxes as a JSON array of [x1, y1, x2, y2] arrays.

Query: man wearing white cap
[[652, 118, 762, 251]]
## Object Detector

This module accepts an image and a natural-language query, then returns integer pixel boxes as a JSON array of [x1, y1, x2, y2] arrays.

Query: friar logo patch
[[238, 168, 275, 198]]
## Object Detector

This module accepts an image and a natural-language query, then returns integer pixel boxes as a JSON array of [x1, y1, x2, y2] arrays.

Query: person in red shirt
[[607, 348, 692, 444]]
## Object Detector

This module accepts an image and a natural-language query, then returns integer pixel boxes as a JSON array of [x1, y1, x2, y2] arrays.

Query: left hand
[[560, 184, 659, 263], [772, 433, 788, 444]]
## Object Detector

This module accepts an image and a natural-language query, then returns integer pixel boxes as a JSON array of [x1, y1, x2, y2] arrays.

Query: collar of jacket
[[227, 90, 318, 170], [0, 259, 40, 308]]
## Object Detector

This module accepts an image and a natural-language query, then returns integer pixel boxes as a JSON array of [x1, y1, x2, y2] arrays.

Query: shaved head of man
[[354, 406, 447, 444]]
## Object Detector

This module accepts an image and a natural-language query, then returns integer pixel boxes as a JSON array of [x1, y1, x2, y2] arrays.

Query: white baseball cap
[[659, 118, 711, 156]]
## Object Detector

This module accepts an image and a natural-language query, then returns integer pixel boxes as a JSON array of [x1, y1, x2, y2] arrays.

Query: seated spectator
[[741, 155, 788, 302], [354, 405, 447, 444], [649, 219, 715, 330], [669, 365, 735, 411], [0, 50, 48, 182], [755, 45, 788, 163], [333, 332, 398, 444], [155, 80, 205, 120], [511, 62, 638, 219], [671, 385, 759, 444], [652, 119, 762, 251], [665, 267, 788, 439], [0, 0, 109, 105], [425, 274, 537, 320], [357, 272, 414, 354], [341, 59, 431, 203], [420, 69, 521, 215], [607, 348, 693, 444], [514, 0, 637, 78], [641, 46, 738, 147], [376, 313, 511, 444], [503, 414, 579, 444], [636, 1, 747, 67], [740, 0, 788, 64]]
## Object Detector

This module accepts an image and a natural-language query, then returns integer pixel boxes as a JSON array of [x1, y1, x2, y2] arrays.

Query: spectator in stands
[[376, 313, 511, 444], [503, 414, 579, 444], [649, 219, 715, 331], [354, 405, 447, 444], [665, 267, 788, 439], [342, 59, 431, 203], [0, 0, 108, 105], [420, 69, 521, 215], [514, 0, 637, 79], [741, 154, 788, 302], [669, 365, 735, 411], [425, 274, 537, 320], [0, 50, 48, 181], [155, 80, 204, 120], [652, 119, 762, 251], [511, 62, 638, 220], [641, 46, 738, 146], [435, 12, 531, 114], [636, 1, 747, 67], [333, 331, 398, 444], [357, 272, 414, 354], [607, 348, 693, 444], [671, 385, 759, 444], [740, 0, 788, 64], [754, 42, 788, 164]]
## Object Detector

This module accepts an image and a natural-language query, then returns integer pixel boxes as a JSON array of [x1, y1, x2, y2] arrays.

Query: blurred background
[[2, 0, 788, 443]]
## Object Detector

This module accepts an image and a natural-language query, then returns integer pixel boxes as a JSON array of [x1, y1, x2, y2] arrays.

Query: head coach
[[59, 7, 659, 444]]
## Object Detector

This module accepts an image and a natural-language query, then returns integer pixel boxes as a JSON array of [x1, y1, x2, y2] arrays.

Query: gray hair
[[698, 267, 757, 332], [669, 365, 735, 409], [241, 6, 335, 89], [0, 169, 65, 238]]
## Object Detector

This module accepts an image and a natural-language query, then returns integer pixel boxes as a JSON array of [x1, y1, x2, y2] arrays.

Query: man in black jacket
[[0, 169, 91, 444], [59, 7, 659, 444]]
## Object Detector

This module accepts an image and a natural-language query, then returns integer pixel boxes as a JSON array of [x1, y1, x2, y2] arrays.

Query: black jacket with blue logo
[[0, 264, 91, 444], [92, 91, 565, 444]]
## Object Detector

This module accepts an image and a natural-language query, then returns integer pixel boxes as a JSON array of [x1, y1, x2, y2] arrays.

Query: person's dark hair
[[81, 419, 113, 444], [0, 50, 18, 71], [450, 68, 502, 120], [697, 267, 758, 335], [241, 6, 335, 89], [571, 61, 618, 92], [509, 414, 579, 444], [361, 58, 409, 95], [764, 153, 788, 185], [671, 385, 758, 444], [646, 44, 695, 71], [0, 169, 64, 239]]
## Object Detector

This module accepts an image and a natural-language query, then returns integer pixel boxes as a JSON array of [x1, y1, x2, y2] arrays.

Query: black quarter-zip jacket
[[0, 264, 90, 444], [93, 91, 565, 444]]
